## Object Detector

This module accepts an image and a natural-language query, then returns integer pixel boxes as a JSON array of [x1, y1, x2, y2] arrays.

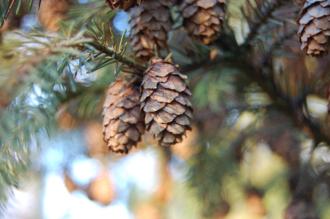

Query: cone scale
[[298, 0, 330, 56]]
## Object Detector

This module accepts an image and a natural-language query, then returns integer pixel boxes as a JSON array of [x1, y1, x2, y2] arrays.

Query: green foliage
[[0, 2, 126, 203], [0, 0, 33, 26]]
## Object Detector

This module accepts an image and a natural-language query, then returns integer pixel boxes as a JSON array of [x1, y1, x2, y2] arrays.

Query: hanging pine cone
[[102, 78, 144, 153], [298, 0, 330, 56], [129, 0, 172, 61], [180, 0, 226, 45], [141, 59, 193, 147], [106, 0, 142, 10], [39, 0, 72, 32]]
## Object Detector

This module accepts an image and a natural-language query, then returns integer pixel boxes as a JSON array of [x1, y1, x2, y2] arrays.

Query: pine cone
[[298, 0, 330, 56], [39, 0, 72, 32], [106, 0, 142, 10], [141, 59, 193, 147], [180, 0, 226, 45], [129, 0, 172, 61], [102, 79, 144, 153]]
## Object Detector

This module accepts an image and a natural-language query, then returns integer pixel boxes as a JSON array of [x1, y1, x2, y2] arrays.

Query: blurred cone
[[172, 126, 198, 160], [84, 121, 107, 157], [39, 0, 72, 31], [135, 203, 161, 219], [63, 171, 78, 193], [56, 106, 77, 130], [87, 170, 116, 205], [246, 189, 266, 217], [129, 0, 172, 61], [180, 0, 226, 45]]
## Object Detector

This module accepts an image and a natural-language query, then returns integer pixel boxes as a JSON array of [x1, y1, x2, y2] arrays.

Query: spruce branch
[[173, 40, 330, 146], [262, 29, 297, 62], [0, 0, 33, 26], [4, 0, 15, 20], [87, 42, 147, 73], [243, 0, 286, 46], [242, 57, 330, 146]]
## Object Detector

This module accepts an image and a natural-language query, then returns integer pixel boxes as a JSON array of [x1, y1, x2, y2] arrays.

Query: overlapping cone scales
[[129, 0, 172, 61], [103, 79, 144, 153], [106, 0, 142, 10], [298, 0, 330, 56], [180, 0, 226, 45], [141, 59, 192, 147]]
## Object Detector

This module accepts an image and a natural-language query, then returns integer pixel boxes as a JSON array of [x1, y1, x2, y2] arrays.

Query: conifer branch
[[243, 0, 286, 46], [242, 58, 330, 146], [87, 42, 147, 73], [175, 47, 330, 146]]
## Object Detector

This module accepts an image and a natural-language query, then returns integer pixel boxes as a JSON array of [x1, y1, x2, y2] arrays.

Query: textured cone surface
[[141, 59, 192, 147], [106, 0, 142, 10], [103, 79, 144, 153], [39, 0, 72, 32], [298, 0, 330, 56], [129, 0, 172, 61], [180, 0, 226, 45]]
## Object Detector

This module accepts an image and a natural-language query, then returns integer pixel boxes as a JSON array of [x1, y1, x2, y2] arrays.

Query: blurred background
[[0, 0, 330, 219]]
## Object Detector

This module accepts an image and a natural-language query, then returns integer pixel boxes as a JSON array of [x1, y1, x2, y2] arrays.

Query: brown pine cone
[[180, 0, 226, 45], [141, 59, 193, 147], [39, 0, 72, 32], [129, 0, 172, 61], [106, 0, 142, 10], [102, 78, 144, 153], [298, 0, 330, 56]]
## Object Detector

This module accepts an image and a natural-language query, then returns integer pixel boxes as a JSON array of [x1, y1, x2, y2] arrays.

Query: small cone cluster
[[129, 0, 172, 61], [39, 0, 72, 32], [106, 0, 142, 10], [298, 0, 330, 56], [102, 78, 144, 153], [102, 61, 193, 153], [180, 0, 226, 45], [141, 59, 193, 147]]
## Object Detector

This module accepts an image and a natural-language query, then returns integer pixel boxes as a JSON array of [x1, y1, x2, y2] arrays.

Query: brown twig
[[87, 42, 147, 73]]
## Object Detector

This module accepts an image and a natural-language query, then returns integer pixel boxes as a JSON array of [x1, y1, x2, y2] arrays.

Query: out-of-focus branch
[[176, 41, 330, 146], [243, 0, 286, 46], [244, 57, 330, 145]]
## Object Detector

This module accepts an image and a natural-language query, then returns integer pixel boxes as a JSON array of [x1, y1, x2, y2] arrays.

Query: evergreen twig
[[87, 42, 147, 73]]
